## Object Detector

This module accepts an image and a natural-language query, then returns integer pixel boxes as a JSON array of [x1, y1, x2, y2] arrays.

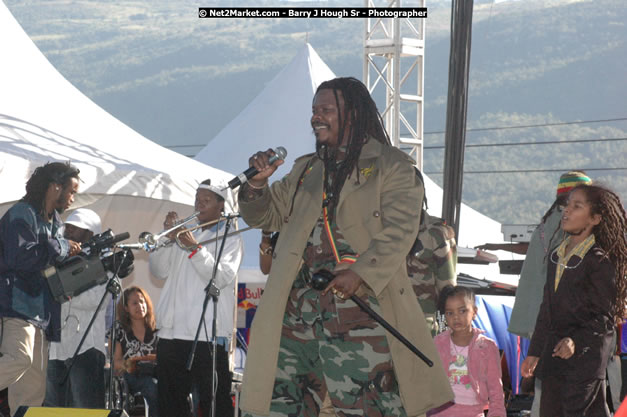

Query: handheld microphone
[[227, 146, 287, 189]]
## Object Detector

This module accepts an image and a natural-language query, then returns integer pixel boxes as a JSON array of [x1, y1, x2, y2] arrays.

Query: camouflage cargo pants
[[246, 278, 407, 417]]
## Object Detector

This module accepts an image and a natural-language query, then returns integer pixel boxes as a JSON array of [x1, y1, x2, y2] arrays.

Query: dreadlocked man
[[522, 184, 627, 417], [0, 162, 81, 414], [238, 77, 453, 417]]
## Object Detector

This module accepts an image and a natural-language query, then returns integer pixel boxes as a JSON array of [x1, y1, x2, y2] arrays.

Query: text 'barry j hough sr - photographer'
[[198, 7, 427, 19]]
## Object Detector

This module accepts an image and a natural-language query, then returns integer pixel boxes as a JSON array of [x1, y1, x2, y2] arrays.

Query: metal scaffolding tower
[[363, 0, 426, 169]]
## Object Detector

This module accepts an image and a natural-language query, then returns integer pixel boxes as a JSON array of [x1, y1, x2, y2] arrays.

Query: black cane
[[311, 269, 433, 367]]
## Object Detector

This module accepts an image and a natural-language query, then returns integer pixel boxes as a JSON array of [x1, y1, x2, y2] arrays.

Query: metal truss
[[363, 0, 426, 169]]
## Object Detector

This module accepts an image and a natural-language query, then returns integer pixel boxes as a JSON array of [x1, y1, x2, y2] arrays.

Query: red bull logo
[[238, 285, 264, 301], [238, 299, 256, 310]]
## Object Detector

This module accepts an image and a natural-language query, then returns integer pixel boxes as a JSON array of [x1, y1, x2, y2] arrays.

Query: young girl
[[521, 184, 627, 416], [114, 286, 159, 417], [428, 286, 506, 417]]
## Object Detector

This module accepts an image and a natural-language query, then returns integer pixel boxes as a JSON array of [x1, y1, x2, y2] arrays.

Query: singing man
[[238, 77, 453, 417]]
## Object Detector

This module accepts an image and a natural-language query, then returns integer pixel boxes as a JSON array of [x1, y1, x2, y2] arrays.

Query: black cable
[[423, 137, 627, 150], [165, 144, 206, 149], [171, 121, 627, 160], [0, 318, 3, 357], [165, 119, 627, 151], [426, 167, 627, 175], [425, 117, 627, 135]]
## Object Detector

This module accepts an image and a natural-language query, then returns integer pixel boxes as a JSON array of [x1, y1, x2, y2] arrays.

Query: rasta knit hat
[[556, 171, 592, 196]]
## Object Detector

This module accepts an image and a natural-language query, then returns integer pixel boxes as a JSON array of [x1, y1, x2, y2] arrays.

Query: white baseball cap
[[65, 208, 102, 235], [198, 182, 230, 201]]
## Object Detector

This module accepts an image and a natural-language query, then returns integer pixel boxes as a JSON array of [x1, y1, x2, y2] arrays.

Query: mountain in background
[[5, 0, 626, 228]]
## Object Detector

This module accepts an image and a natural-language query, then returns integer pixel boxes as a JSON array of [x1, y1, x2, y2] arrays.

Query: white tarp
[[0, 2, 236, 303]]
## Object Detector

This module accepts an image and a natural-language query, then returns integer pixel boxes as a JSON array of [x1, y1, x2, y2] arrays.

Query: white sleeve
[[189, 235, 243, 289], [148, 244, 175, 280]]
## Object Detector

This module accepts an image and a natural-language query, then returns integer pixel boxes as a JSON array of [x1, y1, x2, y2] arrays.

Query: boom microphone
[[227, 146, 287, 189]]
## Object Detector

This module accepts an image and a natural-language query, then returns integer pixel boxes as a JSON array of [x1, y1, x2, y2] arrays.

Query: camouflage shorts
[[244, 277, 407, 417]]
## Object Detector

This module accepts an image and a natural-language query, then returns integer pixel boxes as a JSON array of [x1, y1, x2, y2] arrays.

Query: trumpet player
[[149, 179, 243, 417]]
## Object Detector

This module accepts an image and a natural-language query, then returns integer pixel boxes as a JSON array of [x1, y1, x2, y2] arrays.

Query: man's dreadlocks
[[314, 77, 390, 220], [22, 162, 80, 217]]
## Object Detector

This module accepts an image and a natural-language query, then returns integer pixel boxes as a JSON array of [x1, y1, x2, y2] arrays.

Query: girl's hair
[[117, 286, 156, 333], [571, 184, 627, 322], [437, 285, 477, 315]]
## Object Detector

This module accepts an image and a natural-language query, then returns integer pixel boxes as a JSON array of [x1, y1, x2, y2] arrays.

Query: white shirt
[[149, 223, 243, 341], [49, 283, 108, 360]]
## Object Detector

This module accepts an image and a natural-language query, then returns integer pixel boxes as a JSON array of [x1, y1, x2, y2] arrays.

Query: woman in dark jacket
[[521, 184, 627, 417]]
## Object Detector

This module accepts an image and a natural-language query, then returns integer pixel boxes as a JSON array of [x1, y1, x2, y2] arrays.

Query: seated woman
[[113, 286, 159, 417]]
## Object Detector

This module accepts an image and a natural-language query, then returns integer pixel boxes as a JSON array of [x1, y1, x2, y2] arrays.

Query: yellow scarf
[[554, 234, 595, 291]]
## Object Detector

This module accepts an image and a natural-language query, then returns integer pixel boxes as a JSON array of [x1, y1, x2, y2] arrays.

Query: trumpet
[[175, 218, 253, 251], [139, 211, 200, 249], [174, 218, 220, 251]]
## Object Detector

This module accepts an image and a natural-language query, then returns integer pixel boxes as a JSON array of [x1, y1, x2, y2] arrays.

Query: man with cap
[[44, 208, 108, 409], [479, 170, 592, 417], [0, 162, 81, 415], [149, 179, 243, 417]]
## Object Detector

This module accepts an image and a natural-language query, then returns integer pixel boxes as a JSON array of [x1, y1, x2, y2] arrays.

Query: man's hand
[[475, 242, 529, 255], [552, 337, 575, 359], [177, 230, 198, 250], [521, 355, 539, 378], [321, 269, 364, 300], [163, 211, 180, 240], [247, 149, 284, 187], [67, 239, 82, 256]]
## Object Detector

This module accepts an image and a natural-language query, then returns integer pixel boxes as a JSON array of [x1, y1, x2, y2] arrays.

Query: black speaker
[[13, 406, 129, 417]]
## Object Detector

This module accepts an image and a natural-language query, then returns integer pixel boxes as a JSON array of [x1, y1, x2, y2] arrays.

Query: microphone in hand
[[227, 146, 287, 189]]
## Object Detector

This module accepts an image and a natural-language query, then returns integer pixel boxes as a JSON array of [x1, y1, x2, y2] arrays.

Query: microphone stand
[[186, 215, 234, 417], [59, 249, 129, 410], [106, 266, 122, 410]]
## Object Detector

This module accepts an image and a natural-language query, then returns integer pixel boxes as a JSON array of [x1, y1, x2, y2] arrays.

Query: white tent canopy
[[0, 2, 235, 302], [195, 43, 514, 284], [195, 43, 336, 279], [195, 43, 335, 187]]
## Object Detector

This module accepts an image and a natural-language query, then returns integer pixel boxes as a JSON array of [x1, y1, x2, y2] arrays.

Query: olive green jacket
[[239, 139, 453, 416]]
